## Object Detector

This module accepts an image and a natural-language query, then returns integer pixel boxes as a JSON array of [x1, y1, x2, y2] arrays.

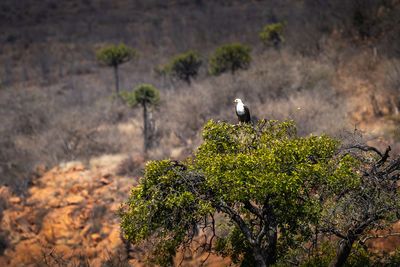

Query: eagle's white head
[[234, 98, 245, 115]]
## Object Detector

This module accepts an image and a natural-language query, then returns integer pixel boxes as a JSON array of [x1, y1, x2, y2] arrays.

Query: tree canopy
[[96, 43, 138, 96], [208, 43, 251, 75], [120, 84, 160, 108], [259, 23, 285, 48], [168, 50, 202, 85], [119, 120, 400, 266], [96, 43, 137, 67]]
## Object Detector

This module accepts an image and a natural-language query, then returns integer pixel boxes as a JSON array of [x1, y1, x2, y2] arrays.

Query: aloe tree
[[96, 43, 138, 97], [120, 84, 160, 152]]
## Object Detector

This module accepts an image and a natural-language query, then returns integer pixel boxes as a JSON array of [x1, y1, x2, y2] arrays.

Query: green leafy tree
[[96, 43, 138, 97], [209, 43, 251, 75], [120, 120, 393, 266], [120, 84, 160, 152], [168, 50, 202, 85], [259, 23, 285, 49]]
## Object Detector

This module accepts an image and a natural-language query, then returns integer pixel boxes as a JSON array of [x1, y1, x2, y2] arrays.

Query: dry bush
[[155, 46, 347, 153], [35, 244, 131, 267], [0, 136, 33, 194], [384, 59, 400, 114], [100, 247, 131, 267], [241, 49, 346, 136], [0, 191, 9, 256], [0, 89, 51, 193], [0, 82, 143, 194], [36, 249, 90, 267], [0, 231, 8, 256], [85, 204, 108, 235], [116, 156, 144, 177], [381, 59, 400, 143], [0, 3, 399, 266], [1, 0, 399, 196]]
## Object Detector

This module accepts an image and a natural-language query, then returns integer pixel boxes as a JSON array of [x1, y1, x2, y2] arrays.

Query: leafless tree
[[319, 144, 400, 267]]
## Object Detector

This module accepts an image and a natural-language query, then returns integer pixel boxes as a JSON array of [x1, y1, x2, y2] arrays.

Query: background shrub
[[208, 43, 251, 75]]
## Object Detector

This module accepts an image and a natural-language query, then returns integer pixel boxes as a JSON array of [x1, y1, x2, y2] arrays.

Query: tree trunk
[[114, 65, 119, 98], [328, 238, 354, 267], [143, 102, 148, 153], [253, 246, 267, 267], [370, 93, 382, 117], [185, 75, 191, 86], [265, 227, 278, 266], [329, 218, 374, 267]]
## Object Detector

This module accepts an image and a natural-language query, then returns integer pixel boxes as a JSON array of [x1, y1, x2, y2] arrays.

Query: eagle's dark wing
[[243, 105, 251, 123]]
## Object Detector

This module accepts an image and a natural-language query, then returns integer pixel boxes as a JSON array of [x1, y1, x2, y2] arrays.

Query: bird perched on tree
[[234, 98, 251, 123]]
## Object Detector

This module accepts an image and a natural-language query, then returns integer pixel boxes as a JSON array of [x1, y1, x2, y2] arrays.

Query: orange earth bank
[[0, 154, 398, 266], [0, 155, 229, 266]]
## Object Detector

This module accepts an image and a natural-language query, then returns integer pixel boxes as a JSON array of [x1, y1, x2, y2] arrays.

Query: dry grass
[[0, 0, 399, 194]]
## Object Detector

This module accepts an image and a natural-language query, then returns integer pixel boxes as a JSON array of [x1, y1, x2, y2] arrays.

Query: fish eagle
[[234, 98, 251, 123]]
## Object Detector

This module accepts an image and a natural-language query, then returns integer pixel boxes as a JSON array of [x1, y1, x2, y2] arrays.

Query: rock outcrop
[[0, 154, 142, 266], [0, 154, 229, 266]]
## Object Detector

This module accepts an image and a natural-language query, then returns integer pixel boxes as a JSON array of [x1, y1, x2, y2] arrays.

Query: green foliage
[[387, 249, 400, 266], [154, 64, 171, 77], [197, 120, 357, 205], [300, 243, 400, 267], [298, 242, 336, 267], [168, 50, 202, 85], [96, 43, 137, 67], [119, 84, 160, 108], [259, 23, 285, 48], [215, 225, 257, 266], [208, 43, 251, 75], [119, 159, 210, 265], [119, 120, 361, 266]]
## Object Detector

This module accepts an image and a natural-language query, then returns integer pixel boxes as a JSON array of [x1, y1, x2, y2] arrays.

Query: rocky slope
[[0, 154, 136, 266], [0, 154, 230, 266]]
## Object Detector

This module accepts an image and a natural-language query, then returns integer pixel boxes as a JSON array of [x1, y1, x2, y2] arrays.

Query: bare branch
[[345, 144, 384, 157], [217, 198, 256, 246], [376, 146, 391, 168], [319, 227, 347, 240], [244, 200, 262, 219], [361, 232, 400, 244]]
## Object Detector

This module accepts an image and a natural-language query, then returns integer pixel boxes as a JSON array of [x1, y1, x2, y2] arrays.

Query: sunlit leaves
[[119, 120, 362, 265]]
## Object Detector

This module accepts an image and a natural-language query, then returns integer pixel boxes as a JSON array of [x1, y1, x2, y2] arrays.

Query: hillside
[[1, 0, 400, 192], [1, 0, 400, 265], [0, 155, 135, 266], [0, 154, 231, 266]]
